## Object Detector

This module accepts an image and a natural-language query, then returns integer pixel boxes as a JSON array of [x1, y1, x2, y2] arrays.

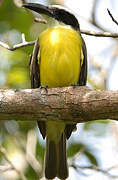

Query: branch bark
[[0, 86, 118, 123]]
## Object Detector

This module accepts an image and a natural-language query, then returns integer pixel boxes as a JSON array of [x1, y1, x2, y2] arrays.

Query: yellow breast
[[39, 26, 82, 88]]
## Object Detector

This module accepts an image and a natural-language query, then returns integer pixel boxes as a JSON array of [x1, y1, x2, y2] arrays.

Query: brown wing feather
[[30, 39, 40, 88], [78, 37, 87, 86], [30, 39, 46, 139]]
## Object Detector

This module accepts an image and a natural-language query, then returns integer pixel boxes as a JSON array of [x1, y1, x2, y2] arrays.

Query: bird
[[22, 3, 87, 180]]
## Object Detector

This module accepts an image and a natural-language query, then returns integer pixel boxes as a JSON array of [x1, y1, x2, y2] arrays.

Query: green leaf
[[36, 141, 45, 163], [84, 151, 98, 166], [67, 143, 98, 166], [67, 143, 84, 157]]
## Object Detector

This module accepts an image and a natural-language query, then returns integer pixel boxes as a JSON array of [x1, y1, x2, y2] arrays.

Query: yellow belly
[[39, 26, 82, 88]]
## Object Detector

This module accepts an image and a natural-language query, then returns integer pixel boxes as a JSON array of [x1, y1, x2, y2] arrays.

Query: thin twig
[[91, 0, 98, 24], [34, 17, 47, 24], [0, 145, 27, 180], [70, 148, 85, 163], [81, 29, 118, 38], [107, 9, 118, 26], [90, 0, 107, 31], [78, 165, 118, 178], [26, 130, 42, 175], [70, 163, 118, 178], [21, 33, 26, 43], [0, 33, 35, 51], [0, 165, 14, 172]]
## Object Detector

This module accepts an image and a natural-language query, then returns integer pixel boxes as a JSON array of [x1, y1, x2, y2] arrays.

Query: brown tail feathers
[[45, 133, 68, 179]]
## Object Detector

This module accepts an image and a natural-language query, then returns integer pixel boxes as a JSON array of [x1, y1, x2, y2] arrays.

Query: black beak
[[22, 3, 54, 17]]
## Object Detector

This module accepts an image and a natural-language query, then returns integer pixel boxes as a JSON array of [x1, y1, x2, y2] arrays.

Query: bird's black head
[[22, 3, 80, 30], [51, 6, 80, 30]]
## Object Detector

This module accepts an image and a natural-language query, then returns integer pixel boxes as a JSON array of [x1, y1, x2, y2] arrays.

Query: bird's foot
[[71, 83, 79, 88], [39, 85, 48, 93]]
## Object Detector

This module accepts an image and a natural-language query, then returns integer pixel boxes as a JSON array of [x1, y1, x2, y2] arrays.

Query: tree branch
[[0, 86, 118, 123], [81, 29, 118, 38], [0, 34, 35, 51]]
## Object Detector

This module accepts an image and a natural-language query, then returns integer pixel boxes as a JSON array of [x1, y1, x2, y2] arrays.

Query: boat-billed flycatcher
[[23, 3, 87, 179]]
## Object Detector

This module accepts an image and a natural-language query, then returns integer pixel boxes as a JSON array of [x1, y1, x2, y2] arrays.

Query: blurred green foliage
[[0, 0, 33, 37], [0, 0, 34, 89], [0, 1, 42, 179]]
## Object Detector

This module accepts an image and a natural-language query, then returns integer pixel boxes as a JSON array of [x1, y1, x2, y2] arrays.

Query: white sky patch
[[108, 57, 118, 90]]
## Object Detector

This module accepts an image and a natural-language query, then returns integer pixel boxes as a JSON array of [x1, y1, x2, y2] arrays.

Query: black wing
[[30, 39, 46, 139], [78, 37, 87, 86], [30, 39, 40, 88]]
